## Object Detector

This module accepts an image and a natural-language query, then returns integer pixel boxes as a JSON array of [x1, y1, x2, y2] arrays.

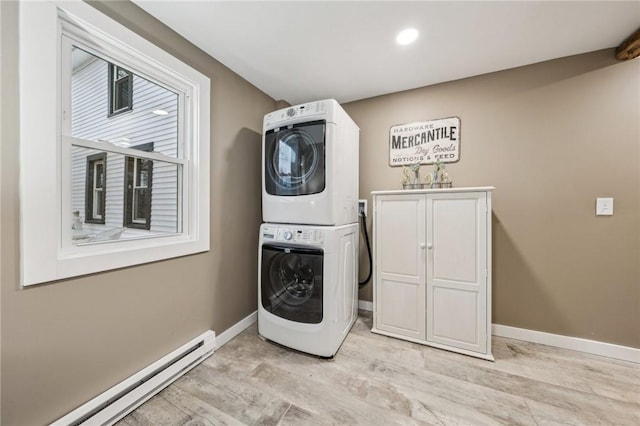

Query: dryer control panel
[[263, 100, 331, 128], [261, 225, 325, 245]]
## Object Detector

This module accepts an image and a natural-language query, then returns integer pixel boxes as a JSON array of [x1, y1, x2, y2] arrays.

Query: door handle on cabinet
[[427, 243, 433, 249], [419, 243, 426, 249]]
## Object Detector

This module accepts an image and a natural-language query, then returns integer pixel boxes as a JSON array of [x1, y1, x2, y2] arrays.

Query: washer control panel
[[262, 225, 325, 245]]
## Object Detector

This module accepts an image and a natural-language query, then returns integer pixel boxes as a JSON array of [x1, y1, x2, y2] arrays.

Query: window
[[125, 143, 153, 230], [86, 153, 106, 224], [108, 64, 133, 116], [19, 1, 210, 286], [69, 46, 181, 241]]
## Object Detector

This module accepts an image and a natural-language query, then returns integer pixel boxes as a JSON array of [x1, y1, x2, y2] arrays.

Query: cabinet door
[[374, 194, 426, 340], [426, 192, 488, 354]]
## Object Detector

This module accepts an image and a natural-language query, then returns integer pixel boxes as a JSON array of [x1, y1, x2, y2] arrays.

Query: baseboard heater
[[51, 330, 216, 426]]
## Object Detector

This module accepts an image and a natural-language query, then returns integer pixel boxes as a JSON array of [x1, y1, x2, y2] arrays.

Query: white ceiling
[[133, 1, 640, 106]]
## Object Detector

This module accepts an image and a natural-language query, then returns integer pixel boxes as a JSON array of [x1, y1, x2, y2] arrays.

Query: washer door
[[261, 244, 323, 324], [264, 120, 325, 196]]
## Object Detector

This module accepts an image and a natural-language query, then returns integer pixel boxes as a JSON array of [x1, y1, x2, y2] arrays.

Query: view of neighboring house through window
[[85, 153, 106, 224], [108, 64, 133, 116], [70, 44, 180, 243], [125, 143, 153, 230]]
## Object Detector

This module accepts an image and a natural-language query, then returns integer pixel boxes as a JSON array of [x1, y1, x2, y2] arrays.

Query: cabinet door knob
[[419, 243, 426, 249], [427, 243, 433, 249]]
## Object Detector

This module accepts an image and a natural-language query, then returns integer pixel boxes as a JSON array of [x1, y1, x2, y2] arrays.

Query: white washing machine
[[258, 222, 358, 357], [262, 99, 359, 226]]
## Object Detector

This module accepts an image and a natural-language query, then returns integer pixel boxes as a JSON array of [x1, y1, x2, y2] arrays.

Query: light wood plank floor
[[117, 311, 639, 425]]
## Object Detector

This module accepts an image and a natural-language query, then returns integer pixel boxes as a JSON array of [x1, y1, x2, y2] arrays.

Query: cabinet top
[[372, 186, 495, 196]]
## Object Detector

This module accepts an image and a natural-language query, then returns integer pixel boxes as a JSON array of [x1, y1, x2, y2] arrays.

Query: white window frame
[[19, 1, 210, 286]]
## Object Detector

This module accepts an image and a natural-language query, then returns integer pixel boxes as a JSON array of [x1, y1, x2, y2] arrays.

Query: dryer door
[[264, 120, 325, 196], [261, 244, 323, 324]]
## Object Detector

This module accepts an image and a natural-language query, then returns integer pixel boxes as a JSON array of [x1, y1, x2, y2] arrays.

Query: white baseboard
[[493, 324, 640, 364], [216, 310, 257, 349], [52, 331, 215, 426], [52, 313, 258, 426], [349, 302, 639, 363], [358, 300, 373, 311]]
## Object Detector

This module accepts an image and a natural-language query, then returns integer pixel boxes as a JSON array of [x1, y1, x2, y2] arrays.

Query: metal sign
[[389, 117, 460, 166]]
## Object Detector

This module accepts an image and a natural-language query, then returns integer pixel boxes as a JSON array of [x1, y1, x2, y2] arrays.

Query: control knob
[[283, 230, 293, 240], [286, 108, 295, 117]]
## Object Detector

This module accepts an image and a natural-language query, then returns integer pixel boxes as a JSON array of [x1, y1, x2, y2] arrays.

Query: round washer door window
[[261, 245, 323, 324], [271, 253, 315, 305]]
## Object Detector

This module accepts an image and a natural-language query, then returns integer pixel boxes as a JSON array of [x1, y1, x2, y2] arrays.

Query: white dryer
[[262, 99, 359, 226], [258, 222, 358, 357]]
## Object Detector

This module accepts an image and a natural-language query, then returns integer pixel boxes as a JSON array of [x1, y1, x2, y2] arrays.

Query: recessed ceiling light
[[152, 109, 169, 115], [396, 28, 419, 45]]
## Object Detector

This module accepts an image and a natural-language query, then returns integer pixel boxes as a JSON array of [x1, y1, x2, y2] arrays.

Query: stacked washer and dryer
[[258, 99, 360, 358]]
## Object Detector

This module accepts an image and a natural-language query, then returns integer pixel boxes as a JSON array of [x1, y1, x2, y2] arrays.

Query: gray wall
[[347, 50, 640, 349], [1, 1, 274, 424]]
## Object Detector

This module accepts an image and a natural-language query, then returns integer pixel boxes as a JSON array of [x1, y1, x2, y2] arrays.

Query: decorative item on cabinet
[[401, 163, 424, 189], [431, 158, 443, 184], [400, 161, 453, 189], [423, 173, 433, 188], [429, 159, 453, 188], [440, 170, 452, 188], [371, 187, 494, 360]]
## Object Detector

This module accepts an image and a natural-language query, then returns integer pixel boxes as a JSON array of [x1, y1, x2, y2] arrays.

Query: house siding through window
[[71, 56, 179, 235]]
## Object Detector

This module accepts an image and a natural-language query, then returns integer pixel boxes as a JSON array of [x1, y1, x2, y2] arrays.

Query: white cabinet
[[372, 188, 494, 360]]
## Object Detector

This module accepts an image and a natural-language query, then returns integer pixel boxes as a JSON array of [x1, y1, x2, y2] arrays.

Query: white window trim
[[19, 1, 210, 286]]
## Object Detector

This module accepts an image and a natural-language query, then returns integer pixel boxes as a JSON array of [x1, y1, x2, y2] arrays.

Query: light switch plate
[[596, 197, 614, 216]]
